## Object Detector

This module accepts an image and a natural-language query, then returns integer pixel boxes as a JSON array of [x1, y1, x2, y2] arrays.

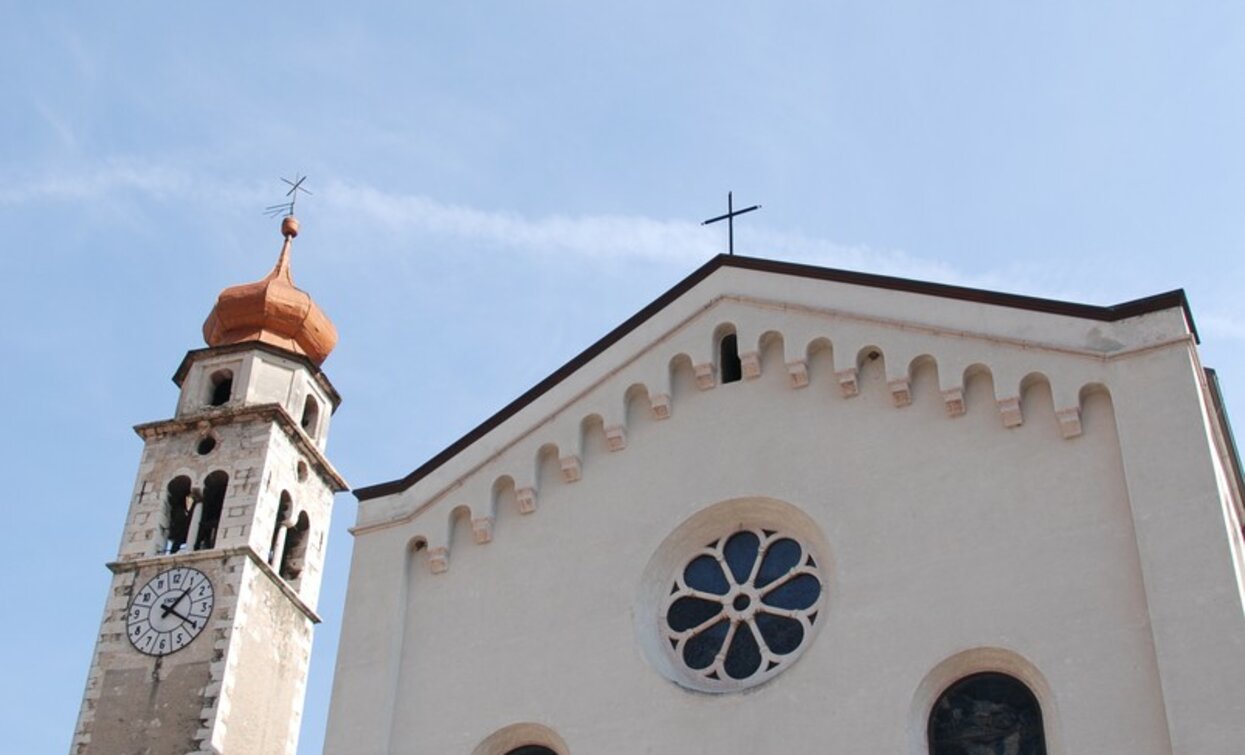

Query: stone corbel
[[693, 362, 716, 390], [650, 393, 672, 420], [836, 368, 859, 398], [740, 351, 762, 380], [997, 396, 1023, 428], [516, 487, 538, 514], [471, 516, 495, 544], [888, 378, 912, 407], [1056, 407, 1083, 438], [786, 359, 809, 389], [942, 387, 966, 417], [559, 455, 582, 482], [427, 546, 449, 574], [604, 424, 627, 452]]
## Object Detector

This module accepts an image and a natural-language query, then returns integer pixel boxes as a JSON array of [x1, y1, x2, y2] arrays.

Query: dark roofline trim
[[355, 254, 1195, 501]]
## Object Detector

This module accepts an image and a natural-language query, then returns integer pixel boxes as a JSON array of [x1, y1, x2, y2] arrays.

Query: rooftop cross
[[264, 174, 313, 218], [701, 191, 761, 256]]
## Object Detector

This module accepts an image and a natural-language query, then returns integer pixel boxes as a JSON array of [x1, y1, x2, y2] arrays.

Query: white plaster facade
[[326, 258, 1245, 754]]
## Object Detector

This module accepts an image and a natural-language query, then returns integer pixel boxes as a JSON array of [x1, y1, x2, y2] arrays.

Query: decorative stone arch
[[301, 393, 321, 438], [908, 647, 1063, 755], [472, 722, 569, 755], [206, 368, 234, 407]]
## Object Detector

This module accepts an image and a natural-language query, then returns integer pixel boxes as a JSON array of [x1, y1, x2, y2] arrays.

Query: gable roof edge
[[355, 254, 1196, 501]]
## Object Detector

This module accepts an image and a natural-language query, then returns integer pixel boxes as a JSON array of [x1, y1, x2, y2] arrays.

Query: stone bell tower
[[71, 214, 348, 755]]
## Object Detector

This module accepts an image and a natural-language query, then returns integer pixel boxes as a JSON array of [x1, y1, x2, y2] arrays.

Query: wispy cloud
[[319, 179, 989, 286], [0, 161, 1064, 297]]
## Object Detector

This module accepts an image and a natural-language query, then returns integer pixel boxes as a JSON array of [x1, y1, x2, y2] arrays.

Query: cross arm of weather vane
[[264, 174, 313, 218]]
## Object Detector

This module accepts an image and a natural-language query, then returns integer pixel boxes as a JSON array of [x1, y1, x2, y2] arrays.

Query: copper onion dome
[[202, 215, 338, 365]]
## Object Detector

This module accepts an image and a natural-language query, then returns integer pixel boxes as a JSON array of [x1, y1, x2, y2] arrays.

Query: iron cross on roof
[[702, 191, 761, 256], [264, 174, 313, 218]]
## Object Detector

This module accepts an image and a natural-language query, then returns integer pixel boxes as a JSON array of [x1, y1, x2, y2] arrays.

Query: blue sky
[[3, 3, 1242, 752]]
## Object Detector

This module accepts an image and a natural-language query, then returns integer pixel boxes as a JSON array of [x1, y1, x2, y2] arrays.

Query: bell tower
[[71, 214, 348, 755]]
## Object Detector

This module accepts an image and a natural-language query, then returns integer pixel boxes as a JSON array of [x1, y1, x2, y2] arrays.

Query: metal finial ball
[[281, 215, 300, 238]]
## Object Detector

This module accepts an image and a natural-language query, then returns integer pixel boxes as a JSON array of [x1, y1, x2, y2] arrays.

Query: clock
[[126, 566, 214, 657]]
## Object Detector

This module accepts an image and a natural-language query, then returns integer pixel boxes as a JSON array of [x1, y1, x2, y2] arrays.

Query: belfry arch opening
[[164, 476, 194, 553], [208, 369, 234, 407], [280, 511, 311, 581], [928, 672, 1047, 754], [301, 394, 321, 437], [195, 471, 229, 550], [270, 491, 293, 565]]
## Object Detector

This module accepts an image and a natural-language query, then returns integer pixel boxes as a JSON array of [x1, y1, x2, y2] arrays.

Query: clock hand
[[160, 590, 190, 619], [164, 605, 196, 624]]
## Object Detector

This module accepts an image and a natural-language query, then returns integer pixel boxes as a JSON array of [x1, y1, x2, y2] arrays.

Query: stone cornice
[[134, 403, 349, 492], [108, 546, 322, 623]]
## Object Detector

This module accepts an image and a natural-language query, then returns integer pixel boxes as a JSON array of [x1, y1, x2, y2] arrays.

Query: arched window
[[280, 511, 311, 581], [719, 333, 742, 384], [929, 672, 1047, 755], [300, 394, 320, 437], [505, 748, 557, 755], [195, 471, 229, 550], [164, 476, 194, 553], [208, 369, 234, 407]]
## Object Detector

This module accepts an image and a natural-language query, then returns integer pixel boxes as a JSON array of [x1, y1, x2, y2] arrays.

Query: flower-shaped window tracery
[[662, 528, 823, 689]]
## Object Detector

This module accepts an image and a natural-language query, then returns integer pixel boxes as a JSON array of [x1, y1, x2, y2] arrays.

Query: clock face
[[126, 566, 214, 657]]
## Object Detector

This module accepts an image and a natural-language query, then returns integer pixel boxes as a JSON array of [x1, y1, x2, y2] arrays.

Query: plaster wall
[[374, 350, 1169, 753]]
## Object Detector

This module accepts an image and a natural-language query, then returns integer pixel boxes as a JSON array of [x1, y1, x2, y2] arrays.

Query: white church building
[[73, 215, 1245, 754]]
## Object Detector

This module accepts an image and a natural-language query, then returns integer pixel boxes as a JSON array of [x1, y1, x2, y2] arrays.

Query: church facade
[[73, 217, 1245, 754], [326, 256, 1245, 753]]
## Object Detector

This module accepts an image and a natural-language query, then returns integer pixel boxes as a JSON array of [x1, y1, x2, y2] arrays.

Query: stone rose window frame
[[661, 527, 824, 689], [635, 497, 832, 694]]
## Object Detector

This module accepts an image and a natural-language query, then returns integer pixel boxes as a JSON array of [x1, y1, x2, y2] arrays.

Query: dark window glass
[[683, 554, 729, 595], [683, 619, 730, 670], [667, 596, 723, 632], [723, 530, 759, 583], [755, 538, 801, 588], [755, 613, 803, 655], [720, 333, 743, 383], [761, 574, 820, 610], [723, 623, 762, 679], [929, 673, 1047, 755]]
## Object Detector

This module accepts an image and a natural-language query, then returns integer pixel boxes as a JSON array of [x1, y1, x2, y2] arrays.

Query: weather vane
[[264, 174, 313, 218], [702, 191, 761, 256]]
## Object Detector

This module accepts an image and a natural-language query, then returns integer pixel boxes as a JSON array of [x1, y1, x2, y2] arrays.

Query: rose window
[[662, 528, 823, 689]]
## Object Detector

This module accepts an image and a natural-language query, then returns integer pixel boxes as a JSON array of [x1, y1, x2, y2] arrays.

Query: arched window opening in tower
[[195, 471, 229, 550], [208, 369, 234, 407], [928, 672, 1047, 755], [280, 511, 311, 581], [301, 394, 320, 437], [270, 491, 293, 566], [720, 333, 742, 384], [164, 476, 194, 554]]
